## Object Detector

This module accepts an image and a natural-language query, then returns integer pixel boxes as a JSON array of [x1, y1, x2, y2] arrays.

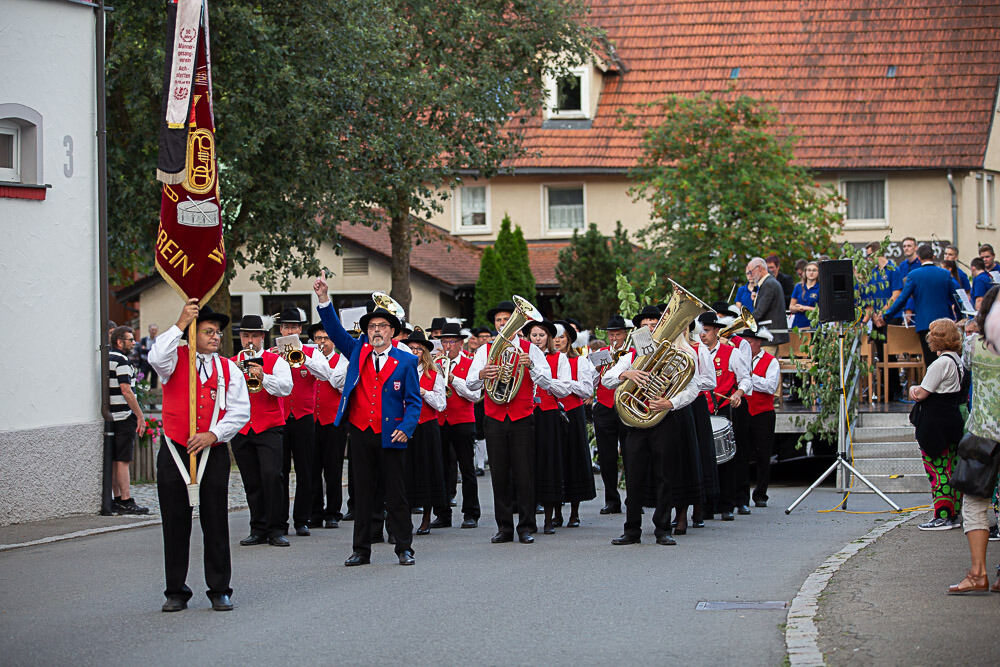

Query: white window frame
[[542, 183, 587, 236], [453, 184, 491, 235], [839, 176, 889, 229], [0, 123, 20, 183], [544, 66, 591, 120], [976, 172, 996, 229]]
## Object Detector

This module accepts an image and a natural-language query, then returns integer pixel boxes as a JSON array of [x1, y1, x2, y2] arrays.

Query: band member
[[739, 327, 779, 507], [309, 322, 349, 528], [553, 321, 598, 527], [230, 315, 293, 547], [313, 272, 421, 566], [402, 330, 448, 534], [466, 300, 558, 544], [468, 327, 491, 474], [592, 314, 633, 513], [698, 312, 752, 521], [431, 322, 482, 528], [602, 305, 699, 546], [273, 307, 332, 537], [686, 320, 721, 527], [148, 300, 250, 612]]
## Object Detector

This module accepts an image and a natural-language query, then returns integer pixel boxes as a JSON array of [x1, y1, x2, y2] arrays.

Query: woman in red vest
[[403, 330, 448, 535], [553, 321, 597, 527]]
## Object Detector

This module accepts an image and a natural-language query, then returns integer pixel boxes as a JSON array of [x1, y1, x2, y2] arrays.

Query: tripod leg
[[785, 458, 842, 514], [838, 459, 902, 511]]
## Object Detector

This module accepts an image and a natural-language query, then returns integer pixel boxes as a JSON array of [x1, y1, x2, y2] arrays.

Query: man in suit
[[766, 254, 795, 308], [313, 272, 422, 566], [746, 257, 788, 352], [882, 244, 957, 366]]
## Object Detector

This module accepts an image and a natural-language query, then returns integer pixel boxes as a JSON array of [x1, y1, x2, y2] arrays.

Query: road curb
[[784, 510, 924, 666]]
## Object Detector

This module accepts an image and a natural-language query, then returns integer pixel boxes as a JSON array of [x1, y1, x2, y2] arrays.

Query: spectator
[[794, 258, 808, 282], [970, 257, 992, 311], [909, 319, 965, 531], [789, 261, 820, 329], [138, 324, 159, 390], [108, 326, 149, 515], [948, 287, 1000, 594], [883, 245, 957, 367], [734, 279, 754, 311], [746, 257, 788, 350], [980, 243, 997, 274], [943, 245, 972, 292], [765, 254, 794, 308], [864, 241, 904, 400]]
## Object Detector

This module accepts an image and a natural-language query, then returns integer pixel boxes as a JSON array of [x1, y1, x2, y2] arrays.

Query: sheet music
[[955, 289, 976, 316], [630, 327, 656, 357], [588, 348, 612, 367], [275, 334, 302, 350]]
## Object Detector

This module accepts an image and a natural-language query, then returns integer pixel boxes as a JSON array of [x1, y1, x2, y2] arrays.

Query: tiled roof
[[525, 241, 571, 287], [509, 1, 1000, 170]]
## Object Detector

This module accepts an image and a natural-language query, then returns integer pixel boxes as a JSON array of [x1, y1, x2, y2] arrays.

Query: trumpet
[[719, 305, 758, 339], [282, 344, 306, 368], [237, 347, 264, 394]]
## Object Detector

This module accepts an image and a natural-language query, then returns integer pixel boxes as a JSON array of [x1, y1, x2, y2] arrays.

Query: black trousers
[[435, 422, 480, 521], [592, 403, 624, 507], [313, 422, 347, 520], [232, 427, 284, 537], [156, 438, 231, 601], [484, 415, 536, 537], [348, 426, 412, 557], [918, 329, 934, 371], [282, 414, 315, 529], [716, 403, 751, 511], [622, 416, 675, 539], [747, 410, 776, 502], [345, 437, 355, 515]]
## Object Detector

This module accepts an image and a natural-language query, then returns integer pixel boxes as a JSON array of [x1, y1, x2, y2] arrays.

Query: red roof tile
[[509, 1, 1000, 170], [525, 241, 572, 287]]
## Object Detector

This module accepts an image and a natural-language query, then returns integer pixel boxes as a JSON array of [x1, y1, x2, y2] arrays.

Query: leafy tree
[[556, 223, 619, 329], [492, 214, 537, 303], [473, 246, 508, 328], [623, 93, 843, 303]]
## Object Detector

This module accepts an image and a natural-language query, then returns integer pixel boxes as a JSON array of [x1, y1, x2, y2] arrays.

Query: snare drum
[[710, 415, 736, 464]]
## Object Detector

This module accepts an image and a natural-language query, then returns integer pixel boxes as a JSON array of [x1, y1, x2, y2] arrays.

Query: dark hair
[[946, 245, 958, 254], [111, 325, 133, 349], [865, 241, 881, 254], [800, 261, 820, 289], [794, 258, 808, 271], [943, 259, 959, 281], [916, 245, 934, 261], [980, 244, 995, 255], [902, 236, 916, 244], [971, 257, 986, 271], [975, 286, 999, 334], [766, 254, 780, 266]]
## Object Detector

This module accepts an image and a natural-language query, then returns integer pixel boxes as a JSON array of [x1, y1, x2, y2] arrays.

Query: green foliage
[[555, 223, 620, 329], [493, 215, 536, 302], [622, 93, 844, 303], [473, 247, 508, 328]]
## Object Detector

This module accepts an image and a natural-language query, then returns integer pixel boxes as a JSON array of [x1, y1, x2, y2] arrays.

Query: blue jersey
[[862, 260, 901, 310], [971, 271, 994, 302], [790, 282, 820, 329]]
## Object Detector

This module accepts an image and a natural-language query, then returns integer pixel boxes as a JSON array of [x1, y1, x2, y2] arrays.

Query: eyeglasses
[[313, 334, 330, 342], [367, 323, 392, 331], [200, 329, 223, 338]]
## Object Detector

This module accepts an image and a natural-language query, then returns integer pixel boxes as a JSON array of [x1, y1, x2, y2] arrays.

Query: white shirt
[[545, 351, 573, 399], [419, 365, 448, 412], [437, 353, 481, 403], [567, 354, 596, 400], [466, 339, 556, 393], [601, 350, 635, 390], [749, 351, 781, 395], [694, 343, 717, 392], [300, 344, 333, 382], [709, 341, 753, 395], [921, 351, 963, 394], [239, 344, 292, 397], [327, 351, 349, 391], [600, 345, 698, 412], [148, 324, 251, 443]]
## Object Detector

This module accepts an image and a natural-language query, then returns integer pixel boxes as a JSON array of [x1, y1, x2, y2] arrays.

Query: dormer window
[[545, 65, 593, 120]]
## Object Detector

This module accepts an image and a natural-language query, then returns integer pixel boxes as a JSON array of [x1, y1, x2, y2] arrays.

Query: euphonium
[[237, 347, 264, 394], [283, 344, 306, 368], [718, 305, 758, 339], [484, 295, 543, 404], [614, 279, 711, 429], [371, 291, 406, 322]]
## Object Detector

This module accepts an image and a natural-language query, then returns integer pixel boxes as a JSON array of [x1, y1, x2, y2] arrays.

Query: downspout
[[947, 169, 958, 248], [96, 1, 115, 515]]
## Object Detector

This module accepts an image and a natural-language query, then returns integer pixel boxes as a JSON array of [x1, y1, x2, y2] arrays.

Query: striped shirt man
[[109, 349, 135, 422]]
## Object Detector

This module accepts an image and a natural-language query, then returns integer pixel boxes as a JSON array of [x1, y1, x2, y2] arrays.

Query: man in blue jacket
[[882, 244, 957, 367], [313, 271, 422, 566]]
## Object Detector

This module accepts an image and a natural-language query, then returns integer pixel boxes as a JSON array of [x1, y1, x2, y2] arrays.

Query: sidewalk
[[817, 514, 1000, 665]]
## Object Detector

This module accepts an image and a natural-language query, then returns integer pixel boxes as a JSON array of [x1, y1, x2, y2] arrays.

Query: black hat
[[400, 321, 414, 336], [470, 327, 489, 336], [711, 301, 741, 317], [402, 328, 434, 352], [307, 322, 327, 340], [523, 319, 557, 340], [486, 300, 517, 324], [603, 314, 629, 331], [359, 307, 401, 337], [564, 317, 582, 330], [738, 326, 773, 342], [553, 320, 578, 345], [634, 305, 662, 324], [697, 312, 723, 329], [439, 322, 467, 339], [276, 306, 307, 325], [239, 314, 267, 332], [197, 306, 230, 329], [429, 317, 446, 331]]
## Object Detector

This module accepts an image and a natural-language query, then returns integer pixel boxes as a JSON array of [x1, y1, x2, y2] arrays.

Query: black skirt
[[534, 407, 565, 504], [670, 405, 704, 506], [692, 394, 720, 500], [562, 405, 597, 503], [405, 420, 447, 507]]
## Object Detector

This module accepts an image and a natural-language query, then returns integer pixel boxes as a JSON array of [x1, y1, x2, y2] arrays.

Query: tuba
[[719, 305, 758, 339], [614, 280, 711, 429], [372, 291, 406, 323], [237, 347, 264, 394], [484, 295, 543, 404]]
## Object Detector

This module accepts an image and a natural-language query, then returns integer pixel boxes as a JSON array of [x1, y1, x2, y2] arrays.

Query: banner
[[155, 0, 225, 303]]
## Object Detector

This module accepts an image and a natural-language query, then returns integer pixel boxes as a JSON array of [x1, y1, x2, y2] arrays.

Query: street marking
[[697, 600, 788, 611], [0, 519, 162, 552]]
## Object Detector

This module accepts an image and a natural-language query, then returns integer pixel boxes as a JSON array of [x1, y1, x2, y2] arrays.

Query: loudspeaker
[[818, 259, 855, 323]]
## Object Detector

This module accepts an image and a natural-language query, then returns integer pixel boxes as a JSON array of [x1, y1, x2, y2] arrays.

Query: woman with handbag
[[949, 287, 1000, 594], [909, 318, 967, 531]]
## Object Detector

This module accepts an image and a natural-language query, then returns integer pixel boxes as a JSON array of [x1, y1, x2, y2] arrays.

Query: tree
[[623, 93, 843, 303], [494, 215, 537, 303], [473, 247, 508, 328], [555, 223, 619, 329]]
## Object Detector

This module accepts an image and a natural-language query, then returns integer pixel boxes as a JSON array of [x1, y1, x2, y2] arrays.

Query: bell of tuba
[[614, 280, 711, 429], [371, 291, 406, 323], [484, 295, 543, 404], [237, 348, 264, 394], [718, 305, 757, 339]]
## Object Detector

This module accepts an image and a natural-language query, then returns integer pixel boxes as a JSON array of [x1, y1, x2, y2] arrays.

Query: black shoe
[[324, 518, 339, 529], [239, 533, 267, 546], [475, 468, 485, 477], [450, 498, 458, 507], [553, 516, 564, 528], [344, 552, 371, 566], [161, 598, 187, 612], [461, 518, 478, 529], [342, 512, 355, 521], [673, 527, 687, 536], [737, 505, 751, 515], [656, 534, 677, 546], [567, 517, 580, 528], [535, 504, 544, 514], [210, 594, 234, 611], [295, 525, 311, 536], [429, 518, 451, 529], [518, 533, 535, 544], [491, 532, 514, 543], [398, 549, 415, 566], [612, 534, 640, 545], [600, 504, 622, 515], [117, 498, 150, 515], [268, 535, 290, 547], [543, 523, 555, 535], [415, 526, 430, 535], [411, 506, 424, 514], [721, 511, 735, 521], [754, 499, 768, 508], [307, 518, 324, 529], [692, 519, 706, 528]]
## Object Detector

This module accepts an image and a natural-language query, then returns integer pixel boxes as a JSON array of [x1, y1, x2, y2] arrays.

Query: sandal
[[948, 571, 989, 595]]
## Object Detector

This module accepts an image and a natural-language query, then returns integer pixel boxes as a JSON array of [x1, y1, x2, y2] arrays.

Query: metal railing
[[836, 333, 862, 489]]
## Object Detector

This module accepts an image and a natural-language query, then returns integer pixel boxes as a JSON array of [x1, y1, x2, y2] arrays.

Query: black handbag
[[952, 432, 1000, 498]]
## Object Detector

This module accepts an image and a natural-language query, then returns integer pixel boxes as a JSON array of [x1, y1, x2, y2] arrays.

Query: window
[[841, 178, 887, 227], [546, 185, 585, 232], [342, 256, 369, 276], [976, 172, 995, 229], [545, 66, 590, 119], [459, 185, 488, 230], [556, 75, 582, 113], [0, 105, 43, 185], [0, 124, 20, 183]]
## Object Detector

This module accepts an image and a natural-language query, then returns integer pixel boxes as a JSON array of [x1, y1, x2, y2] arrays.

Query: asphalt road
[[0, 478, 901, 666]]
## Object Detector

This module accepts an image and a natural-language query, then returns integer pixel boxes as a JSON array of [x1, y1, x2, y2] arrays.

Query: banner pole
[[188, 317, 198, 481]]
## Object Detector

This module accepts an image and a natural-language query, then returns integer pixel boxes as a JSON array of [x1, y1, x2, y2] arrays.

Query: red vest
[[437, 354, 475, 426], [561, 356, 584, 411], [597, 348, 634, 408], [483, 338, 536, 422], [162, 346, 231, 446], [537, 352, 561, 411], [701, 343, 737, 412], [746, 352, 777, 416], [347, 350, 396, 433], [281, 345, 318, 420], [418, 369, 440, 424], [230, 350, 285, 435], [314, 353, 343, 427]]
